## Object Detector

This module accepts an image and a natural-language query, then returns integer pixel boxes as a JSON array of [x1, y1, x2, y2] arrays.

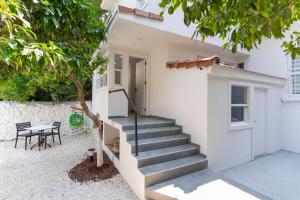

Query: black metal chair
[[42, 122, 62, 148], [15, 122, 39, 150]]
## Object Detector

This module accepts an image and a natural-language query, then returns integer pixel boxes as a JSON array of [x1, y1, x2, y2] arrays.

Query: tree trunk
[[68, 74, 103, 167], [93, 127, 103, 166]]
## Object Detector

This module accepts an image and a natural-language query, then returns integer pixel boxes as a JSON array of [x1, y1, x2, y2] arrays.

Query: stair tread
[[129, 134, 188, 146], [124, 126, 181, 134], [140, 155, 206, 176], [110, 116, 174, 125], [121, 118, 175, 128], [136, 144, 198, 159]]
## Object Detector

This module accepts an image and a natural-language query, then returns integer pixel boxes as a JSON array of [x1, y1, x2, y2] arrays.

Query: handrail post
[[134, 111, 138, 156], [109, 89, 139, 156]]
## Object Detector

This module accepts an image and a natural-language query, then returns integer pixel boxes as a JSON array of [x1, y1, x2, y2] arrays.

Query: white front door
[[135, 60, 146, 115], [253, 88, 267, 158]]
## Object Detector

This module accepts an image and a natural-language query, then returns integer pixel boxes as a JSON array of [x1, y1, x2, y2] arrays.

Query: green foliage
[[0, 0, 107, 102], [20, 0, 108, 81], [0, 73, 37, 101], [0, 73, 92, 102], [159, 0, 300, 58], [0, 0, 64, 78]]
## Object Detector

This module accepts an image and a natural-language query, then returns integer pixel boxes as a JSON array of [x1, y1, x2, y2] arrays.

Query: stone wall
[[0, 101, 93, 140]]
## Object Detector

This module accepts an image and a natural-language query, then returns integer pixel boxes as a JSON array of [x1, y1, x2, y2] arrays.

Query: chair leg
[[38, 134, 41, 151], [15, 136, 18, 148], [52, 135, 55, 143], [25, 137, 27, 150], [29, 136, 31, 144], [58, 134, 62, 145], [45, 136, 47, 149]]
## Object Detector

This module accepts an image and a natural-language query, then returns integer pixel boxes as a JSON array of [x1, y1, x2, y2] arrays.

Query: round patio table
[[25, 125, 56, 151]]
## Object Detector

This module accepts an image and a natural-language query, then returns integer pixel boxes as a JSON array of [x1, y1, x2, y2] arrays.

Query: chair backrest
[[16, 122, 31, 132], [53, 121, 61, 128]]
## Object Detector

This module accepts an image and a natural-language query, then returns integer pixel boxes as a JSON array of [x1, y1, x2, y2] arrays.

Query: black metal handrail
[[109, 89, 139, 156]]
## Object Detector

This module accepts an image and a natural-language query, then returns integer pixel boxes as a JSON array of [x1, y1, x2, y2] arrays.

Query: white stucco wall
[[108, 0, 248, 55], [282, 102, 300, 152], [245, 21, 300, 79], [0, 101, 92, 141], [207, 70, 284, 171], [149, 42, 208, 154]]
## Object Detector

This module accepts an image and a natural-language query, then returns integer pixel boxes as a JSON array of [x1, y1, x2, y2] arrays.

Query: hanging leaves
[[159, 0, 300, 57]]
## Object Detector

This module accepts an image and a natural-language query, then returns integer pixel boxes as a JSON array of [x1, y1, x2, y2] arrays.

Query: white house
[[92, 1, 300, 199]]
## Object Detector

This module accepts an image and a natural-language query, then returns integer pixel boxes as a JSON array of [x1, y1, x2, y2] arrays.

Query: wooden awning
[[166, 56, 221, 69]]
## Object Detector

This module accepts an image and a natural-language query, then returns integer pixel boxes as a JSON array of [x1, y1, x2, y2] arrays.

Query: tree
[[0, 73, 92, 102], [159, 0, 300, 58], [1, 0, 107, 166]]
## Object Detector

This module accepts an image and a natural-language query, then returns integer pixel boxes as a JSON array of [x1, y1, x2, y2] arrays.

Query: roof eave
[[209, 64, 286, 86]]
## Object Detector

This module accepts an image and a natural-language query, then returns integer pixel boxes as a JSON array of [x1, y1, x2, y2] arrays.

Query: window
[[95, 73, 107, 89], [290, 55, 300, 95], [231, 86, 248, 123], [113, 54, 123, 85], [136, 0, 148, 10]]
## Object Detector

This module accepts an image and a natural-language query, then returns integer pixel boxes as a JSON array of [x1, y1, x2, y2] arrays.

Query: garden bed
[[68, 152, 119, 183]]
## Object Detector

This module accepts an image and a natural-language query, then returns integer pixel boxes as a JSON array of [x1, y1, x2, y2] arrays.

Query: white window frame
[[112, 53, 124, 86], [288, 55, 300, 97], [95, 72, 107, 90], [229, 82, 251, 130]]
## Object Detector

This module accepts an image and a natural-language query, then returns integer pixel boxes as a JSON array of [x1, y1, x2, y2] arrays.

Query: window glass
[[291, 74, 300, 94], [95, 73, 107, 89], [103, 74, 107, 86], [291, 56, 300, 95], [231, 85, 248, 123], [114, 71, 121, 85], [137, 0, 148, 9], [231, 107, 244, 122], [292, 56, 300, 72], [114, 54, 123, 69], [231, 86, 247, 104]]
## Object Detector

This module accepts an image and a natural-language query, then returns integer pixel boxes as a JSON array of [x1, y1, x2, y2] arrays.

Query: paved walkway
[[148, 151, 300, 200], [0, 135, 138, 200], [222, 151, 300, 200]]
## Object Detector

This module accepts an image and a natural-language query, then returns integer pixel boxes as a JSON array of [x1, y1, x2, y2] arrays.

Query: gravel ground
[[0, 135, 139, 200]]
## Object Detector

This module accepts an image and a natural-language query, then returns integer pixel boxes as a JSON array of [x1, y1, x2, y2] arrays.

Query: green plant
[[0, 0, 107, 166], [159, 0, 300, 58]]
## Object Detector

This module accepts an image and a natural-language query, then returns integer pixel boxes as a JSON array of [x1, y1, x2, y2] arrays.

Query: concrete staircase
[[123, 117, 208, 200]]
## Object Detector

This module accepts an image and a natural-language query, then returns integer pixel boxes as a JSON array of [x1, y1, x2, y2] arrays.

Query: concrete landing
[[146, 170, 270, 200], [222, 151, 300, 200], [109, 116, 174, 126]]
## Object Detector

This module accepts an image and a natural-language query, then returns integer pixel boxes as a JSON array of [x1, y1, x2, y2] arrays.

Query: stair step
[[136, 144, 199, 167], [139, 155, 207, 186], [122, 120, 175, 131], [125, 126, 182, 141], [129, 134, 189, 153]]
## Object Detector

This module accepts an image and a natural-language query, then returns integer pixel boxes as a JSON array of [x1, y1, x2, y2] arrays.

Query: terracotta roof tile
[[118, 5, 164, 21], [166, 56, 221, 69], [166, 56, 285, 79]]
